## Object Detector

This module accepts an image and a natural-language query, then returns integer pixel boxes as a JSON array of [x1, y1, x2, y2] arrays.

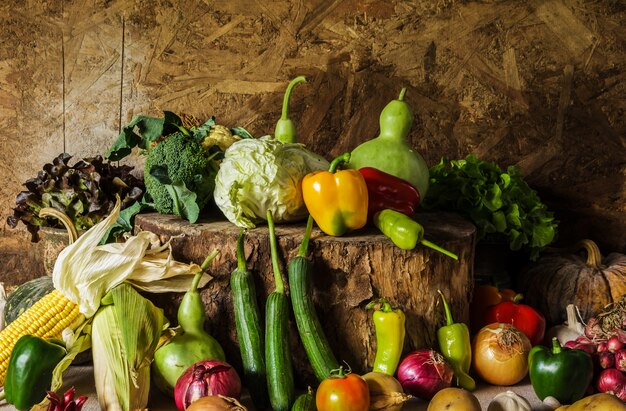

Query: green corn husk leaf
[[92, 283, 167, 411]]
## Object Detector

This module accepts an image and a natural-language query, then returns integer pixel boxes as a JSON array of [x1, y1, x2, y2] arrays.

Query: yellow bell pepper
[[302, 153, 368, 236]]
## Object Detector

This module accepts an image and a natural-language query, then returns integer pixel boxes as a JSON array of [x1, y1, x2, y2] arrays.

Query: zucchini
[[230, 230, 268, 408], [292, 387, 317, 411], [289, 217, 340, 381], [265, 212, 295, 411]]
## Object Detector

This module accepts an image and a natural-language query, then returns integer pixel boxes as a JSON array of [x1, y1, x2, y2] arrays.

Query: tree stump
[[136, 212, 475, 386]]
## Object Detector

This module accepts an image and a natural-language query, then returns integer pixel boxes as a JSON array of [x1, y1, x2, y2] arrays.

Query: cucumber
[[292, 387, 317, 411], [265, 212, 295, 411], [230, 230, 268, 408], [289, 217, 340, 381]]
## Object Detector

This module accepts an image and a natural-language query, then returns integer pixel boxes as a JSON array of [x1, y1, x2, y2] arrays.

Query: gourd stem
[[578, 239, 602, 268], [298, 215, 314, 257], [236, 230, 247, 272], [267, 211, 285, 294], [280, 76, 307, 121], [421, 239, 458, 260], [398, 87, 407, 101], [192, 249, 219, 290]]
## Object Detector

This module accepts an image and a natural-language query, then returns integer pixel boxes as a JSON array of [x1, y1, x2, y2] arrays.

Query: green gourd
[[151, 250, 225, 397], [348, 88, 430, 199], [4, 276, 55, 325]]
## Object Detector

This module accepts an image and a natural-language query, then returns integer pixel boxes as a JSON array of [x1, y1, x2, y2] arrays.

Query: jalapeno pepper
[[373, 209, 457, 260], [366, 298, 405, 376], [302, 153, 368, 236], [358, 167, 421, 222], [437, 290, 475, 391], [4, 335, 67, 410]]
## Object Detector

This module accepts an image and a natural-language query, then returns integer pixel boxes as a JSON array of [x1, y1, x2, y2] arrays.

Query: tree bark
[[136, 212, 475, 385]]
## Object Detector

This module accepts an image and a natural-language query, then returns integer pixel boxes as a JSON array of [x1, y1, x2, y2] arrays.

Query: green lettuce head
[[214, 136, 329, 228]]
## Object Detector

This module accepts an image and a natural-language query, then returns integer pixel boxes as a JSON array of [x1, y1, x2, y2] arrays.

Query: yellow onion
[[186, 395, 247, 411], [472, 323, 531, 386], [362, 372, 412, 411]]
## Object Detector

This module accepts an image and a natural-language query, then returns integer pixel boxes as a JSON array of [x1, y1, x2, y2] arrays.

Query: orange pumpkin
[[518, 240, 626, 325]]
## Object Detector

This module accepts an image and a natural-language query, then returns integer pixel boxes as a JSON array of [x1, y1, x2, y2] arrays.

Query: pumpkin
[[518, 239, 626, 326], [4, 276, 55, 325]]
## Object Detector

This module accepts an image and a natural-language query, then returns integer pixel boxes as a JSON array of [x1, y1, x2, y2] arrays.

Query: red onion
[[564, 341, 596, 355], [596, 368, 626, 395], [174, 360, 242, 411], [598, 351, 615, 369], [397, 349, 453, 400], [608, 336, 625, 353], [575, 335, 593, 344], [617, 383, 626, 402], [615, 349, 626, 372], [597, 341, 608, 353]]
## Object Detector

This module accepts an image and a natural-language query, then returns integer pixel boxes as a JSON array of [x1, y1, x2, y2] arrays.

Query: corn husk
[[92, 283, 167, 411], [52, 198, 210, 317]]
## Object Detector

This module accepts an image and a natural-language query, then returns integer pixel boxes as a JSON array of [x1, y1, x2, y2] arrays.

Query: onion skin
[[174, 360, 242, 411], [362, 372, 412, 411], [598, 351, 615, 369], [472, 323, 531, 386], [186, 395, 248, 411], [615, 349, 626, 372], [396, 349, 453, 400], [596, 368, 626, 395]]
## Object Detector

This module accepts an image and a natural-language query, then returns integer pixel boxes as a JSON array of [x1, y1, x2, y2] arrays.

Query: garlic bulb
[[488, 390, 532, 411]]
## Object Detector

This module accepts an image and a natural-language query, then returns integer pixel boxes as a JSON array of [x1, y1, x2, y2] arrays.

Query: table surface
[[0, 365, 556, 411]]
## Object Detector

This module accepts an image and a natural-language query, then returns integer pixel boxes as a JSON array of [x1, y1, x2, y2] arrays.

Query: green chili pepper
[[4, 335, 67, 410], [373, 209, 458, 259], [436, 290, 475, 391], [275, 76, 307, 144], [528, 337, 593, 404], [366, 298, 405, 376]]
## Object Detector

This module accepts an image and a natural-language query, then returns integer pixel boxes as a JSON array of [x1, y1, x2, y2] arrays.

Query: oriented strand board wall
[[1, 0, 625, 278]]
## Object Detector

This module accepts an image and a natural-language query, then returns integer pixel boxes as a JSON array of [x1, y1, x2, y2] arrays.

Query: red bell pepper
[[469, 285, 517, 334], [484, 296, 546, 345], [358, 167, 421, 222]]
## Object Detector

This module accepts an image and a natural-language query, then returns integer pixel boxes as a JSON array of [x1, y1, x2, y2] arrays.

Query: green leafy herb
[[423, 155, 558, 260]]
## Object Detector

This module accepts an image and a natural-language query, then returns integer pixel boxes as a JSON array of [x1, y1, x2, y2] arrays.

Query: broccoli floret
[[144, 132, 216, 215]]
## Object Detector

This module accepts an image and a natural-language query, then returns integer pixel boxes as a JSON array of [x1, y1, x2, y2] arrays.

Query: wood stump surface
[[136, 211, 475, 385]]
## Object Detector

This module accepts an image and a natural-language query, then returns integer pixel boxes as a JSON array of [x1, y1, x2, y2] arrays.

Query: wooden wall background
[[0, 0, 625, 282]]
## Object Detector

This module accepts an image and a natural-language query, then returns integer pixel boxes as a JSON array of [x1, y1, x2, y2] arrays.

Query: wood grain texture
[[1, 0, 625, 279], [135, 211, 475, 383]]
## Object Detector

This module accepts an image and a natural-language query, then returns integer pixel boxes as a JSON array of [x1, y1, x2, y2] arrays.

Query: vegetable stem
[[267, 211, 285, 294], [298, 216, 314, 257], [236, 230, 247, 272], [398, 87, 407, 101], [328, 153, 351, 173], [192, 249, 219, 290], [420, 239, 458, 260], [438, 290, 455, 326], [280, 76, 307, 121]]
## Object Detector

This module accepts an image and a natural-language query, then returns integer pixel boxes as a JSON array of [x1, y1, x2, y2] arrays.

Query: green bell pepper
[[528, 337, 593, 404], [4, 335, 67, 410]]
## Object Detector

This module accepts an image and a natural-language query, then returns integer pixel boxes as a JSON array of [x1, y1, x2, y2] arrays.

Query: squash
[[4, 276, 54, 325], [518, 240, 626, 325]]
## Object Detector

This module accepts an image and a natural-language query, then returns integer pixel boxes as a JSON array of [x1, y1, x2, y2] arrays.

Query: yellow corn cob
[[0, 289, 84, 385]]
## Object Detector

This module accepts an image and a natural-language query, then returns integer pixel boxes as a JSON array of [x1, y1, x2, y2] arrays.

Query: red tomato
[[316, 371, 370, 411]]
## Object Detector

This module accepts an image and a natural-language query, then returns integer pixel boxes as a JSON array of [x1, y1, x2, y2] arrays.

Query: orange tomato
[[316, 369, 370, 411]]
